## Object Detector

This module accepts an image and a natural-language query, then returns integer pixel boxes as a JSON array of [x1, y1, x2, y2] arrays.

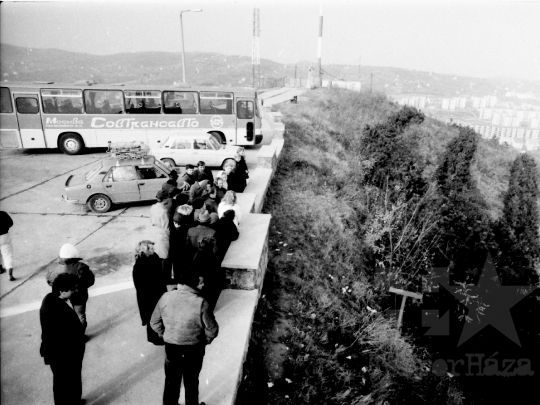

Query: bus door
[[0, 87, 21, 148], [235, 98, 255, 145], [13, 93, 47, 148]]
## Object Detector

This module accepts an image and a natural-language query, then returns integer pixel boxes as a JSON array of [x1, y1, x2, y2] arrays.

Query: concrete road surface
[[0, 127, 272, 404]]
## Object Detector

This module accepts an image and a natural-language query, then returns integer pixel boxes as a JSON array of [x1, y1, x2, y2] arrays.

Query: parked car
[[62, 154, 174, 213], [149, 133, 239, 168]]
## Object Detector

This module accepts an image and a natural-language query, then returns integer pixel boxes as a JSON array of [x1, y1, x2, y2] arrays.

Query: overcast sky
[[1, 0, 539, 82]]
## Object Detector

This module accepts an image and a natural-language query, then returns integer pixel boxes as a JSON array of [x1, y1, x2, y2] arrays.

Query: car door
[[136, 164, 166, 200], [193, 137, 216, 165], [103, 166, 141, 202], [168, 137, 192, 166]]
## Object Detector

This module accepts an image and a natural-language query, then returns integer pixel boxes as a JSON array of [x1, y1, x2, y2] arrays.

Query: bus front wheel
[[88, 194, 112, 213], [59, 133, 85, 155]]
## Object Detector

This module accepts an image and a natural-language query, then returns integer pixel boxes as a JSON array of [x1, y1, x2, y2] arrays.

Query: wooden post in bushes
[[389, 287, 423, 333]]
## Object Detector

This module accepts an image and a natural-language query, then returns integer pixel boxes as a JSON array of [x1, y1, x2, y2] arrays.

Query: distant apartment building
[[473, 124, 539, 141], [531, 118, 540, 129], [505, 91, 537, 100], [442, 98, 450, 110], [492, 112, 501, 125], [479, 108, 493, 120]]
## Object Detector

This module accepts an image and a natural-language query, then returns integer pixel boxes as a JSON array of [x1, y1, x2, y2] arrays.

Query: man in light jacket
[[150, 272, 218, 405]]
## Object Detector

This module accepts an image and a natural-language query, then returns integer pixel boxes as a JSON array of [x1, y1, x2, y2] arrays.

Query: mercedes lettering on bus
[[0, 82, 262, 155]]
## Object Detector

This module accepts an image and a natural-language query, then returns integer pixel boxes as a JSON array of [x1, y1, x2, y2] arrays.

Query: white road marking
[[0, 280, 134, 318]]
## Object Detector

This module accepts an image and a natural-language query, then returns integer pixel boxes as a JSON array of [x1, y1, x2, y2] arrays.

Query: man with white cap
[[46, 243, 95, 331]]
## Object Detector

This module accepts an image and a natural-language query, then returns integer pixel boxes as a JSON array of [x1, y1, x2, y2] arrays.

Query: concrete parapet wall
[[272, 139, 285, 160], [273, 122, 285, 139], [257, 144, 277, 171], [244, 168, 273, 214], [222, 213, 271, 290], [236, 192, 256, 214]]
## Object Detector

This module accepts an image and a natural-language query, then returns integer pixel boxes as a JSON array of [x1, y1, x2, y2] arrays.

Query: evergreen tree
[[434, 125, 477, 197], [360, 106, 427, 198], [495, 153, 540, 285], [433, 126, 492, 282]]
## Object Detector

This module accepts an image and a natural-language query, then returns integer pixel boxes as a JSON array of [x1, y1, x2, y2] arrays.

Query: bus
[[0, 82, 263, 155]]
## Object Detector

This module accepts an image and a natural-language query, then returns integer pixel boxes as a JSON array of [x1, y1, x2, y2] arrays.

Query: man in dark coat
[[46, 243, 95, 331], [133, 240, 169, 344], [181, 164, 197, 186], [150, 271, 218, 405], [186, 210, 217, 261], [193, 161, 214, 184], [40, 273, 86, 405]]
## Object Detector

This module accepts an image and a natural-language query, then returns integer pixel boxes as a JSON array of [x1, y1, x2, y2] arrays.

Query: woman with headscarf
[[132, 240, 168, 345]]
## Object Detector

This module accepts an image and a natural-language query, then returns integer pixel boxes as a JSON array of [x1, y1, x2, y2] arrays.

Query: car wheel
[[59, 133, 85, 155], [88, 194, 112, 213], [161, 158, 176, 168]]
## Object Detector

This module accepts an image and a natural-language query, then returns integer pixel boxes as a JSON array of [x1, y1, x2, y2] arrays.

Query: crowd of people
[[38, 152, 250, 405]]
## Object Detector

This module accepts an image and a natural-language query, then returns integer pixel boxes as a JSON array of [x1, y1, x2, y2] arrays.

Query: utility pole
[[317, 1, 323, 87], [358, 55, 361, 81], [252, 6, 260, 88], [179, 9, 202, 83]]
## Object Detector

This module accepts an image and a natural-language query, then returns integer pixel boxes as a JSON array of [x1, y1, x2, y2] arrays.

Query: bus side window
[[0, 88, 13, 113], [43, 99, 59, 114], [16, 98, 39, 114]]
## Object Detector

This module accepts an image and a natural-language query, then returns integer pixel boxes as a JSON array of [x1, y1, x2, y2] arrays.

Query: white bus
[[0, 82, 262, 155]]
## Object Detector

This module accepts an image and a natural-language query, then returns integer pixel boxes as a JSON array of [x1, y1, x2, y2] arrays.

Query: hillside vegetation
[[237, 89, 540, 404], [2, 43, 540, 96]]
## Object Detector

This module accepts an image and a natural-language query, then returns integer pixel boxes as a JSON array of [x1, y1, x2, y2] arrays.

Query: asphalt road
[[0, 123, 273, 404]]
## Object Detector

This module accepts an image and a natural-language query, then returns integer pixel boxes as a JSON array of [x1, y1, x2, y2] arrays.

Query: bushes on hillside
[[360, 106, 427, 200], [494, 153, 540, 285], [240, 89, 540, 405]]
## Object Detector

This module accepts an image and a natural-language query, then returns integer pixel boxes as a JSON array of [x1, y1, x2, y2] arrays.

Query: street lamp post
[[180, 9, 202, 83]]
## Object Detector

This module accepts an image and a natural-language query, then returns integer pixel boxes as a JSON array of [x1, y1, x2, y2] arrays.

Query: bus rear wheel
[[88, 194, 112, 213], [59, 133, 85, 155]]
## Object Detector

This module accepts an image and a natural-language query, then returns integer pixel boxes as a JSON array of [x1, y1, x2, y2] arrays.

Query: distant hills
[[1, 43, 539, 97]]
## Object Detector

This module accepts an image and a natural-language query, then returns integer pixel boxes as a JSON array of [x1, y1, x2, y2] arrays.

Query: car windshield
[[84, 162, 103, 181], [207, 137, 221, 150], [154, 159, 171, 176]]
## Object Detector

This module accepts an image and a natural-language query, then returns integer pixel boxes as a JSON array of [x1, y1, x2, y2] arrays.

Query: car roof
[[166, 133, 213, 140], [99, 155, 166, 170]]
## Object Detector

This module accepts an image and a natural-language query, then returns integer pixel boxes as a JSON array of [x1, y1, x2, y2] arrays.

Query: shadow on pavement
[[84, 353, 162, 405]]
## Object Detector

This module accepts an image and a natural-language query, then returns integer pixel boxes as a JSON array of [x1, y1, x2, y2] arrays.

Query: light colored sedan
[[149, 133, 239, 168]]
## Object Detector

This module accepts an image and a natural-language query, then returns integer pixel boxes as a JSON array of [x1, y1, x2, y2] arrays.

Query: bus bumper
[[255, 134, 263, 144]]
